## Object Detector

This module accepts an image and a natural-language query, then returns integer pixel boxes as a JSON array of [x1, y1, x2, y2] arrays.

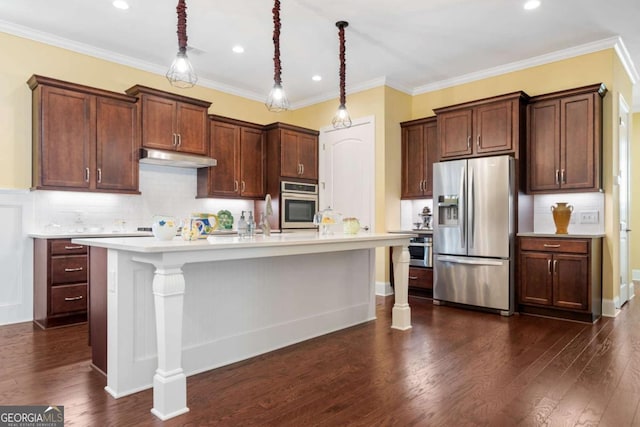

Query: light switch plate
[[580, 210, 599, 224]]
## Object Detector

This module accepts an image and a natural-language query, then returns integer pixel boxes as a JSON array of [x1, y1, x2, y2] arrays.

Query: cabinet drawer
[[50, 239, 87, 255], [408, 266, 433, 290], [51, 255, 88, 284], [50, 283, 87, 315], [519, 238, 588, 254]]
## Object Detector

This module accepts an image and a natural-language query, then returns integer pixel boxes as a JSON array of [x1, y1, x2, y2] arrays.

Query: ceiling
[[1, 0, 639, 109]]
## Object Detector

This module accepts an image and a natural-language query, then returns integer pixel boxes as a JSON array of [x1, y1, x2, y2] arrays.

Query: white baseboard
[[630, 282, 636, 300], [376, 281, 394, 296], [602, 298, 620, 318], [633, 270, 640, 281]]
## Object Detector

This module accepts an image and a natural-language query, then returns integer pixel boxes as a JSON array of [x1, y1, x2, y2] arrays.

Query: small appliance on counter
[[417, 206, 432, 230]]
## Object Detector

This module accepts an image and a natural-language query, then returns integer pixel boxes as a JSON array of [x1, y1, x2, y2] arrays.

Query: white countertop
[[517, 232, 605, 239], [388, 229, 432, 235], [72, 232, 414, 254], [29, 231, 153, 239]]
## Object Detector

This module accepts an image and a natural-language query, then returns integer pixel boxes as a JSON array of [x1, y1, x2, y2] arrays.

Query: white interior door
[[319, 116, 375, 232], [618, 94, 631, 307]]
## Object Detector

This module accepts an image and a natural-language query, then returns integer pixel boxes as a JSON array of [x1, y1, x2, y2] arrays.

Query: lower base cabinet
[[518, 236, 602, 322], [409, 266, 433, 296], [34, 238, 88, 328]]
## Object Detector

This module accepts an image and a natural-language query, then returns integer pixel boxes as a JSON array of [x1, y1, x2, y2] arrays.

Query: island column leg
[[150, 265, 190, 420], [391, 245, 412, 330]]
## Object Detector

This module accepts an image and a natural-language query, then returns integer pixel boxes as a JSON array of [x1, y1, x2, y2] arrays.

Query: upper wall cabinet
[[400, 116, 437, 199], [434, 91, 529, 160], [265, 123, 319, 182], [29, 75, 140, 194], [125, 85, 210, 156], [197, 115, 265, 199], [526, 83, 606, 194]]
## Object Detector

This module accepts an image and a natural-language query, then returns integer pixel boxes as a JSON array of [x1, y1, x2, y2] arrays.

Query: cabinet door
[[239, 127, 265, 198], [280, 130, 301, 178], [141, 95, 176, 151], [39, 86, 92, 189], [176, 102, 208, 155], [96, 97, 138, 192], [553, 254, 589, 310], [297, 133, 318, 180], [423, 120, 438, 197], [560, 93, 596, 190], [408, 266, 433, 291], [475, 101, 513, 154], [519, 252, 553, 306], [209, 121, 240, 197], [401, 125, 425, 198], [528, 100, 561, 192], [438, 109, 473, 159]]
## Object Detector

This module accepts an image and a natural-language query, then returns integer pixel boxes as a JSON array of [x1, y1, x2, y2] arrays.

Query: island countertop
[[72, 232, 414, 254]]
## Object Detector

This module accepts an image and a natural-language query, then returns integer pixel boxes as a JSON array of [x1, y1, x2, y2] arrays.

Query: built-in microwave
[[280, 181, 319, 229]]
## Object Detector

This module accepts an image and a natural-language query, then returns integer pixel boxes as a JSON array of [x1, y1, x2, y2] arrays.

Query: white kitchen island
[[72, 232, 412, 420]]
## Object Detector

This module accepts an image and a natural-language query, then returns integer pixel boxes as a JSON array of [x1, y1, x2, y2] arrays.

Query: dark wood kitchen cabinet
[[29, 75, 139, 194], [518, 236, 602, 322], [265, 123, 319, 182], [526, 83, 606, 193], [434, 91, 529, 160], [33, 238, 88, 328], [126, 85, 210, 156], [401, 116, 437, 199], [197, 115, 265, 199]]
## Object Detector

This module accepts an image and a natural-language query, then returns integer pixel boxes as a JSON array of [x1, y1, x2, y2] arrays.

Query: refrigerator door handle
[[436, 255, 504, 267], [459, 165, 466, 249], [469, 166, 474, 249]]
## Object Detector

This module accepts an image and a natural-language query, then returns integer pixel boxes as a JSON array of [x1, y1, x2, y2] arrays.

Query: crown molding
[[412, 36, 635, 95], [613, 36, 639, 85], [290, 76, 390, 109]]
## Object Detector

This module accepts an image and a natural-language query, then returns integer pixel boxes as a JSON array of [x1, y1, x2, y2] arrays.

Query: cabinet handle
[[553, 259, 558, 274], [419, 181, 423, 192], [301, 163, 305, 175], [467, 135, 471, 150], [85, 167, 90, 183], [177, 134, 182, 147], [64, 267, 84, 272], [543, 244, 561, 248], [409, 276, 418, 280], [476, 135, 480, 149], [234, 180, 239, 192], [64, 296, 84, 301], [548, 260, 551, 275], [97, 168, 102, 183], [172, 133, 177, 146], [241, 181, 246, 192], [555, 170, 560, 185], [561, 169, 566, 183], [64, 245, 84, 250]]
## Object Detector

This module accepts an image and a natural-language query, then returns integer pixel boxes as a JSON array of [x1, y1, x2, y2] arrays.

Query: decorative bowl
[[152, 216, 177, 241]]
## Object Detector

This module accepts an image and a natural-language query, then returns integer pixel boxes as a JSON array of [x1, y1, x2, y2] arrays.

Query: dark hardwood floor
[[2, 294, 640, 426]]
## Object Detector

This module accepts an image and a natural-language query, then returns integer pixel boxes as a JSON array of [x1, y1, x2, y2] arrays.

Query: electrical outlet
[[580, 210, 599, 224]]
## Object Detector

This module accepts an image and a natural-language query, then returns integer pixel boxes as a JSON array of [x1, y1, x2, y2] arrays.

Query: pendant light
[[265, 0, 289, 111], [332, 21, 352, 129], [166, 0, 197, 88]]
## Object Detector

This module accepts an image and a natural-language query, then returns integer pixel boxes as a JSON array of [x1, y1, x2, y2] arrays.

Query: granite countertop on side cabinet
[[517, 232, 605, 239]]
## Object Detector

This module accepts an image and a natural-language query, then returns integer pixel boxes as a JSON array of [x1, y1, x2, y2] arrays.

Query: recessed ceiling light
[[232, 45, 244, 54], [524, 0, 540, 10], [112, 0, 130, 10], [312, 75, 322, 82]]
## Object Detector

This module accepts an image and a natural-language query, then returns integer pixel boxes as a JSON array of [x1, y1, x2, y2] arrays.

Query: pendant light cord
[[337, 21, 347, 106], [272, 0, 282, 85], [177, 0, 188, 52]]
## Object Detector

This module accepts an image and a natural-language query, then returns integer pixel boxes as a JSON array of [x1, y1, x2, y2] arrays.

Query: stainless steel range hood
[[139, 148, 217, 168]]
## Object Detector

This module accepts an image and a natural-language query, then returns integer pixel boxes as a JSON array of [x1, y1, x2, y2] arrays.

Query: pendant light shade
[[265, 0, 289, 111], [332, 21, 352, 129], [166, 0, 197, 88]]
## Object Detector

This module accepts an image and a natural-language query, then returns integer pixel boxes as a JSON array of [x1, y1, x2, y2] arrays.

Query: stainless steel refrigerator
[[433, 155, 514, 315]]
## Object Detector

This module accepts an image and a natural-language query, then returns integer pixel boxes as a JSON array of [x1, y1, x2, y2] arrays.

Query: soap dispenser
[[247, 211, 255, 237], [237, 211, 247, 237]]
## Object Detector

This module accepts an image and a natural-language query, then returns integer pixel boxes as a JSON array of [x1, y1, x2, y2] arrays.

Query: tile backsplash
[[532, 192, 605, 235], [400, 199, 433, 230], [31, 164, 255, 233]]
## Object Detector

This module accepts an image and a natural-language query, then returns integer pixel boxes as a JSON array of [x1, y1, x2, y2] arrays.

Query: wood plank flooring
[[2, 294, 640, 426]]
